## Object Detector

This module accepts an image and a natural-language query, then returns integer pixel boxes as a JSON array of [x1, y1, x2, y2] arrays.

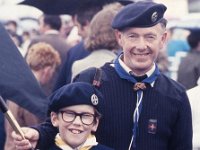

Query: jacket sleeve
[[169, 92, 193, 150], [32, 117, 58, 149]]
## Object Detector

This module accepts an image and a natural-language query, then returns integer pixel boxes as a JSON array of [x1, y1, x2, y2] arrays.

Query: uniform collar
[[118, 53, 156, 86]]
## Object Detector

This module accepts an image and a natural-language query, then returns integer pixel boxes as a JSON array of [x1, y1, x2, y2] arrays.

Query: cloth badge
[[148, 119, 157, 134]]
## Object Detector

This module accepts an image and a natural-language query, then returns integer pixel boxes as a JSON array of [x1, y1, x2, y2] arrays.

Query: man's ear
[[115, 30, 123, 47], [160, 31, 167, 49], [51, 112, 59, 127]]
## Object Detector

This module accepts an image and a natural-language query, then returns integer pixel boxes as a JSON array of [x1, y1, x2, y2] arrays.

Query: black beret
[[48, 82, 103, 113], [112, 1, 167, 30]]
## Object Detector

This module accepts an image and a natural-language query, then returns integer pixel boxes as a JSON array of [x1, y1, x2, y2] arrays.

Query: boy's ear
[[51, 112, 59, 127], [91, 118, 100, 132]]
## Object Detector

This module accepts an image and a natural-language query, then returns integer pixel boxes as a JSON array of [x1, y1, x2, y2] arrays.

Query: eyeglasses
[[59, 110, 96, 125]]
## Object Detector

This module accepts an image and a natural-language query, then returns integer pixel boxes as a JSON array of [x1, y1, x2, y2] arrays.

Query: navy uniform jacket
[[48, 143, 114, 150], [35, 63, 192, 150]]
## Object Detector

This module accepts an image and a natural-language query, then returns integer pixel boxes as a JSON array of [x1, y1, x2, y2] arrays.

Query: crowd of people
[[0, 0, 199, 150]]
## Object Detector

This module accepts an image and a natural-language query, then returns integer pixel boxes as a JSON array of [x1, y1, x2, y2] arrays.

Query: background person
[[187, 85, 200, 150], [177, 28, 200, 89], [26, 42, 61, 95], [53, 3, 102, 90], [71, 2, 123, 80], [29, 14, 69, 95]]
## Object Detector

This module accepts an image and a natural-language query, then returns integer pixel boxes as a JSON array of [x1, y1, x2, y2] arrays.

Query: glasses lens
[[60, 111, 95, 125], [62, 111, 76, 122], [81, 113, 95, 125]]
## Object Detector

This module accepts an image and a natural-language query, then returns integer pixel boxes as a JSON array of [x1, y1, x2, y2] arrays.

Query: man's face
[[51, 105, 99, 148], [115, 23, 167, 75]]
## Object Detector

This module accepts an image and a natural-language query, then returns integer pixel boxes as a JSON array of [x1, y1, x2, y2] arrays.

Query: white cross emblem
[[91, 94, 98, 105], [151, 11, 158, 23]]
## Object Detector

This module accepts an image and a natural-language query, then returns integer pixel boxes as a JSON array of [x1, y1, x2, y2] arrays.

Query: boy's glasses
[[59, 110, 96, 125]]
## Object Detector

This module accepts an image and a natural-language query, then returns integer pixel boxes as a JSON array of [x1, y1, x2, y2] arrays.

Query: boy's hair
[[26, 42, 61, 71]]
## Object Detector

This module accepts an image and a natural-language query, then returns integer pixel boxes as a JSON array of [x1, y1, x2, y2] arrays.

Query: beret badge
[[151, 11, 158, 23], [91, 94, 98, 105]]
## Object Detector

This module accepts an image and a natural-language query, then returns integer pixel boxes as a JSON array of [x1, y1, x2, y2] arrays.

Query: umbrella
[[0, 22, 48, 120], [19, 0, 134, 15]]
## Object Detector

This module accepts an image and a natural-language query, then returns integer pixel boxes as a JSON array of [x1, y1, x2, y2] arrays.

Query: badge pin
[[148, 119, 157, 134], [151, 11, 158, 22], [91, 94, 98, 105]]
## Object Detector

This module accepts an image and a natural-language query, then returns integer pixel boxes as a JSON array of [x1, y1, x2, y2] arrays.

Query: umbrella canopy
[[19, 0, 134, 15], [0, 22, 48, 120]]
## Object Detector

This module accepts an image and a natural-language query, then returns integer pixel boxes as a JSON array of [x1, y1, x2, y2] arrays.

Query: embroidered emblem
[[151, 11, 158, 22], [148, 119, 157, 134], [91, 94, 98, 105], [133, 82, 146, 91], [92, 80, 100, 87]]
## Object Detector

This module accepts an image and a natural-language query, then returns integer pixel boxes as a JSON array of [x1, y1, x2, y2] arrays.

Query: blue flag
[[0, 22, 47, 120]]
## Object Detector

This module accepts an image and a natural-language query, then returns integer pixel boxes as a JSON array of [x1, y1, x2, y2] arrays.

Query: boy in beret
[[48, 82, 113, 150], [12, 1, 192, 150]]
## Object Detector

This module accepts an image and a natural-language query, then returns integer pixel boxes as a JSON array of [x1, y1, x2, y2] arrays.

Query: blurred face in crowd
[[39, 65, 56, 85], [73, 15, 90, 39], [38, 15, 46, 34], [115, 23, 167, 76], [51, 105, 99, 148]]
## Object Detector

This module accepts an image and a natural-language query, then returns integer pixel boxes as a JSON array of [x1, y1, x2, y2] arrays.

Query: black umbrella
[[0, 22, 48, 120], [19, 0, 134, 15], [19, 0, 77, 15]]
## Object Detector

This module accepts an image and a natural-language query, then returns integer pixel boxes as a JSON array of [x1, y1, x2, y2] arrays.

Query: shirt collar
[[55, 133, 98, 150]]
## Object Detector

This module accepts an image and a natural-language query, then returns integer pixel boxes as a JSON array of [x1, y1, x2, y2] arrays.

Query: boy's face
[[51, 105, 99, 148]]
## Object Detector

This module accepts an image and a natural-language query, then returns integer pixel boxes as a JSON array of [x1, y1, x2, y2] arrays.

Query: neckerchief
[[114, 53, 160, 149], [55, 133, 98, 150]]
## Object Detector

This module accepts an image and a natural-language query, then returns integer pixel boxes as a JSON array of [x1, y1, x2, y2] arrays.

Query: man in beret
[[12, 1, 192, 150]]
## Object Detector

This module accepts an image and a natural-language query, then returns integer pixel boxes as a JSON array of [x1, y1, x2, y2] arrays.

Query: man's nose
[[136, 37, 147, 50]]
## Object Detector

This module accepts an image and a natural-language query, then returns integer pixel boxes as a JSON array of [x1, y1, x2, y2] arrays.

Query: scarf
[[55, 133, 98, 150], [114, 53, 160, 149]]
